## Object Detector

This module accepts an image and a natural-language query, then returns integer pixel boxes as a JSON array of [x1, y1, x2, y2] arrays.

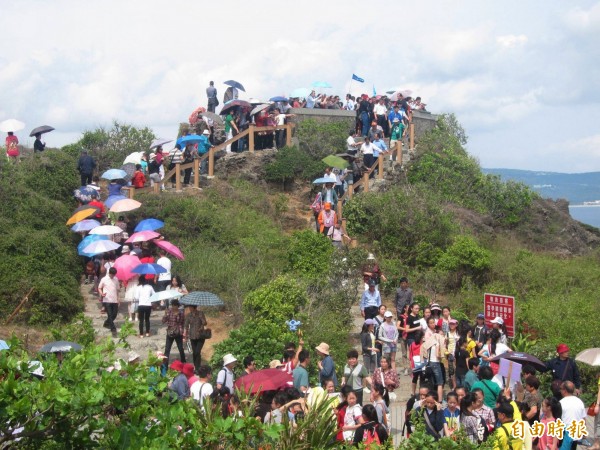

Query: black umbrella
[[40, 341, 82, 353], [223, 80, 245, 92], [221, 100, 252, 115], [29, 125, 55, 137], [120, 163, 136, 182], [488, 351, 546, 371], [179, 291, 225, 307]]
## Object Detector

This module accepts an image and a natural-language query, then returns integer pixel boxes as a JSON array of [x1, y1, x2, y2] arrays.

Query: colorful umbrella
[[134, 218, 165, 232], [120, 163, 136, 182], [101, 169, 128, 180], [66, 205, 99, 225], [312, 176, 337, 184], [71, 219, 101, 233], [149, 290, 183, 303], [154, 240, 184, 260], [177, 134, 203, 146], [73, 186, 100, 203], [109, 199, 141, 213], [89, 225, 123, 235], [131, 263, 167, 275], [29, 125, 55, 137], [269, 96, 288, 102], [322, 155, 349, 169], [188, 106, 207, 125], [78, 234, 108, 257], [126, 230, 160, 243], [82, 240, 121, 255], [179, 291, 224, 307], [40, 341, 82, 353], [123, 152, 145, 165], [113, 254, 142, 281], [234, 369, 293, 394], [250, 104, 270, 116]]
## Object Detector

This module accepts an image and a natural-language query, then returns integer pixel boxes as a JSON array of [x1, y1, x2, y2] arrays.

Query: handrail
[[336, 155, 383, 219]]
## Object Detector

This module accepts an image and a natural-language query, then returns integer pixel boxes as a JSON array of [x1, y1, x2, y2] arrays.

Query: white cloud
[[496, 34, 528, 48]]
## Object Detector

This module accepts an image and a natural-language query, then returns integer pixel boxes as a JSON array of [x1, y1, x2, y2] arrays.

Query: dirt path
[[81, 283, 230, 364]]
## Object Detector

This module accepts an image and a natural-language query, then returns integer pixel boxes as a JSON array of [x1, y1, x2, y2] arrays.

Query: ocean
[[568, 205, 600, 228]]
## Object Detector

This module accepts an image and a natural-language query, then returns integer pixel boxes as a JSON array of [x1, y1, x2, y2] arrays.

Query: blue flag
[[373, 85, 377, 96], [352, 74, 364, 83]]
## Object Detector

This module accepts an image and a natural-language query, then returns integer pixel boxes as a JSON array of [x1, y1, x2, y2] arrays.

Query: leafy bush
[[265, 145, 326, 188], [286, 230, 334, 280], [295, 118, 349, 160], [437, 235, 491, 287], [243, 275, 308, 326]]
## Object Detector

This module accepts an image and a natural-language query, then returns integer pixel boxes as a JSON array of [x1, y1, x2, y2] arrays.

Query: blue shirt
[[372, 139, 388, 158], [306, 95, 317, 108], [388, 110, 404, 124], [360, 289, 381, 310]]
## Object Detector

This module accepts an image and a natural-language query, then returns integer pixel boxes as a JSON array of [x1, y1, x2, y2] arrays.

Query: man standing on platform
[[206, 81, 218, 113]]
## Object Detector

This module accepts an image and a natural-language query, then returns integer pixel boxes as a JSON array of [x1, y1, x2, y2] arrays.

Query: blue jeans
[[429, 361, 444, 386], [361, 112, 370, 136]]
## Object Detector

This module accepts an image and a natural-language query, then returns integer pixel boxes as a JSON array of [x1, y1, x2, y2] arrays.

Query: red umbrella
[[126, 230, 160, 244], [154, 240, 184, 261], [113, 254, 142, 281], [234, 369, 293, 394], [189, 106, 207, 125]]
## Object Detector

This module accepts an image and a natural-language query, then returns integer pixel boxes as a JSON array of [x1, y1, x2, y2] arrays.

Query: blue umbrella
[[71, 219, 101, 233], [78, 234, 109, 257], [290, 88, 311, 98], [134, 218, 165, 232], [101, 169, 128, 180], [269, 96, 289, 102], [73, 186, 100, 203], [131, 263, 167, 275], [0, 340, 9, 351], [223, 80, 245, 92], [177, 134, 203, 146], [312, 81, 332, 88], [105, 195, 128, 209]]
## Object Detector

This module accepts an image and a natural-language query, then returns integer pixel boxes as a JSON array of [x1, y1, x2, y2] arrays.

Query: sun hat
[[476, 313, 485, 319], [170, 360, 184, 372], [121, 245, 131, 253], [223, 353, 237, 366], [449, 319, 458, 325], [367, 253, 376, 261], [269, 359, 285, 369], [149, 152, 156, 160], [491, 317, 504, 325], [315, 342, 330, 355], [430, 303, 442, 312], [182, 363, 195, 377], [127, 351, 140, 363], [384, 311, 393, 318], [202, 129, 210, 135], [364, 318, 376, 326], [556, 343, 570, 354]]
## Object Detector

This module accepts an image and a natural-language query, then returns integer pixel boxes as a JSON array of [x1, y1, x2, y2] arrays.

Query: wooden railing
[[123, 123, 294, 198]]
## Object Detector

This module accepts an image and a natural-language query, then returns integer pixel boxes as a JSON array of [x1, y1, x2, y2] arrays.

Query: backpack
[[310, 193, 322, 213], [364, 426, 381, 449]]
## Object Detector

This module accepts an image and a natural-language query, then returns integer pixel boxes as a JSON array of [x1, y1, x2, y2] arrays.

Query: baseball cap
[[384, 311, 393, 318], [476, 313, 485, 319]]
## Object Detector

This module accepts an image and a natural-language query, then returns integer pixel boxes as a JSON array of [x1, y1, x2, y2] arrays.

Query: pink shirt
[[98, 275, 120, 303]]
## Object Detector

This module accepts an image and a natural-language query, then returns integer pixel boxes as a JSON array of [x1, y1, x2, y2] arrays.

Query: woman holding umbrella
[[5, 131, 19, 162]]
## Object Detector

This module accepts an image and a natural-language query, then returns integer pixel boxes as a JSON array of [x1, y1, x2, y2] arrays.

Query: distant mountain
[[482, 168, 600, 205]]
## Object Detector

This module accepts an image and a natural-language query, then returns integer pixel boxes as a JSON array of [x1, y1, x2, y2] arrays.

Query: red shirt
[[6, 135, 19, 156], [139, 256, 155, 280], [88, 200, 106, 219], [132, 171, 145, 188]]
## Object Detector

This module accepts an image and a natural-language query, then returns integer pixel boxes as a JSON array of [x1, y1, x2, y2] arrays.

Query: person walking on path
[[317, 202, 337, 236], [77, 150, 96, 186], [206, 81, 218, 113], [216, 353, 237, 393], [183, 305, 208, 373], [162, 299, 186, 365], [360, 280, 381, 320], [315, 342, 338, 388], [394, 276, 413, 319], [135, 276, 154, 337], [98, 267, 120, 333]]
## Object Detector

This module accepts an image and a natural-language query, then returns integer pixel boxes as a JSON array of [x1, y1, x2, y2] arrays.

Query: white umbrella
[[250, 104, 270, 116], [248, 98, 265, 104], [575, 348, 600, 366], [89, 225, 124, 235], [123, 151, 145, 165], [82, 240, 121, 255], [150, 138, 172, 150], [149, 290, 184, 303], [0, 119, 25, 133]]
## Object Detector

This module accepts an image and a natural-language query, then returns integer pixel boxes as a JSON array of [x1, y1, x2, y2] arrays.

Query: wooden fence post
[[377, 155, 384, 179], [249, 125, 255, 153], [347, 183, 354, 199], [409, 123, 415, 150], [208, 148, 214, 177], [285, 124, 292, 147], [175, 163, 182, 191], [337, 201, 343, 221], [127, 187, 135, 199], [362, 172, 369, 192], [154, 183, 160, 194], [194, 159, 200, 189]]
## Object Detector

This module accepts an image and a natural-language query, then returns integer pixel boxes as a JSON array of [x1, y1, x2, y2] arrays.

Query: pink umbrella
[[154, 240, 184, 260], [126, 230, 160, 244], [109, 198, 142, 213], [113, 254, 142, 281]]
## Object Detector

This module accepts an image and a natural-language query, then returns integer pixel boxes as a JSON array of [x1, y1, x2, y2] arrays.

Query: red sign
[[484, 293, 515, 338]]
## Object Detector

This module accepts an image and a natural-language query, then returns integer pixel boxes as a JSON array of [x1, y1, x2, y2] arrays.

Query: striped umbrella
[[179, 291, 224, 307]]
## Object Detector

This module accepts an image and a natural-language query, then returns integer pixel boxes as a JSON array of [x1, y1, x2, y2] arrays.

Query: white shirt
[[560, 395, 586, 425], [276, 114, 286, 126], [216, 366, 235, 392], [360, 142, 376, 155], [156, 256, 172, 281], [373, 104, 387, 115], [135, 284, 155, 307], [190, 380, 214, 407], [346, 136, 356, 151], [98, 275, 120, 303]]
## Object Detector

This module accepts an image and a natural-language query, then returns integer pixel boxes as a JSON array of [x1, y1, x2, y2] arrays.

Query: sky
[[1, 0, 599, 172]]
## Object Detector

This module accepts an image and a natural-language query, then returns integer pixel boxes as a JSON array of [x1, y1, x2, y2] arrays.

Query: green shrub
[[437, 235, 491, 287], [265, 145, 326, 188], [286, 230, 334, 280], [296, 118, 348, 160]]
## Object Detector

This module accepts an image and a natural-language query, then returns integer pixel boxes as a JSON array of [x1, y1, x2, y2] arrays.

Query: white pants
[[226, 130, 233, 153]]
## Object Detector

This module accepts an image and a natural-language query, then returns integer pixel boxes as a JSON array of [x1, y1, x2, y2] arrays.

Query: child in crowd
[[443, 391, 460, 438]]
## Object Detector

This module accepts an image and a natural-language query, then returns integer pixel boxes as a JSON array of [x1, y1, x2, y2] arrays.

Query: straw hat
[[315, 342, 330, 355], [269, 359, 285, 369]]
